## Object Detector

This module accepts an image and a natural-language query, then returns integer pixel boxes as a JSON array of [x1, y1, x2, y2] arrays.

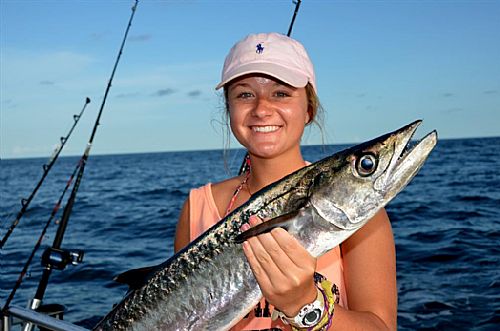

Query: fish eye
[[356, 153, 378, 177]]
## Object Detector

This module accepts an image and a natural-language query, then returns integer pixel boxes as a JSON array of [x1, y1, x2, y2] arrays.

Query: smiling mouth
[[251, 125, 281, 133]]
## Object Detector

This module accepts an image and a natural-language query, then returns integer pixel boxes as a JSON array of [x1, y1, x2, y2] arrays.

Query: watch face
[[303, 308, 322, 326]]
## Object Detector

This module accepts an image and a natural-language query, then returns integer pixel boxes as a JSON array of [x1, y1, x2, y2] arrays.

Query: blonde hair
[[304, 83, 324, 130]]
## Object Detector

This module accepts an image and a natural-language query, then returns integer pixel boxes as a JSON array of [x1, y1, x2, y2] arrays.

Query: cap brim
[[215, 62, 309, 90]]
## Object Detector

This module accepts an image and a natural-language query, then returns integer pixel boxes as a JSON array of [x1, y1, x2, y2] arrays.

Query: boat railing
[[2, 306, 89, 331]]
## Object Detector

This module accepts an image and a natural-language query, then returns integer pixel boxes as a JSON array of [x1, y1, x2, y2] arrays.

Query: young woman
[[174, 32, 397, 331]]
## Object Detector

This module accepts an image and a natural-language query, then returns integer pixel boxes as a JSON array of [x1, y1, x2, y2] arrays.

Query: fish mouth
[[310, 120, 437, 231], [375, 120, 438, 192]]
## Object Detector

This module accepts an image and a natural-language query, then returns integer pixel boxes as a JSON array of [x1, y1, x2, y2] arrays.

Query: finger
[[242, 240, 274, 291], [249, 214, 263, 226], [270, 228, 316, 271], [252, 226, 299, 278], [248, 215, 306, 278], [245, 228, 293, 287], [246, 230, 285, 280]]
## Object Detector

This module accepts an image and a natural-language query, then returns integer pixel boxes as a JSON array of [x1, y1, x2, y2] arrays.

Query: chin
[[247, 147, 277, 159], [248, 144, 292, 160]]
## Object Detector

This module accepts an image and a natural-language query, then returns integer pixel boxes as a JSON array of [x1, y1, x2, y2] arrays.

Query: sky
[[1, 0, 499, 159]]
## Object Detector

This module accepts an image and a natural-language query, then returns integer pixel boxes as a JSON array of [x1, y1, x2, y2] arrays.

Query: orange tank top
[[188, 183, 348, 330]]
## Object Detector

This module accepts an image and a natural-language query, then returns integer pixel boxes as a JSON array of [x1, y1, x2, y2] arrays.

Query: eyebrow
[[229, 83, 250, 89], [230, 82, 294, 90]]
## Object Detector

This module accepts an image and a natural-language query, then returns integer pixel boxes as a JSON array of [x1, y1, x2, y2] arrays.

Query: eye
[[274, 91, 290, 98], [356, 153, 378, 177], [237, 92, 253, 99]]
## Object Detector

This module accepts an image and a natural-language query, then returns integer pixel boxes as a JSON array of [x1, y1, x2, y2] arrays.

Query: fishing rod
[[31, 0, 139, 308], [31, 0, 139, 307], [0, 97, 90, 249], [1, 1, 139, 328], [1, 158, 83, 313], [237, 0, 303, 175], [287, 0, 302, 37]]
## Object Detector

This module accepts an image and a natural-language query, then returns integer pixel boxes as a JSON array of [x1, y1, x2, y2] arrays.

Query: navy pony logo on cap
[[256, 43, 264, 54]]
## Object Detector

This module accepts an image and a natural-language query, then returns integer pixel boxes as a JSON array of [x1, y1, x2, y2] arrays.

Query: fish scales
[[93, 120, 437, 330], [97, 167, 315, 330]]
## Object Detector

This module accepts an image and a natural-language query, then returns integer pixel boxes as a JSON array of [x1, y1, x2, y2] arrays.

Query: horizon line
[[2, 135, 499, 161]]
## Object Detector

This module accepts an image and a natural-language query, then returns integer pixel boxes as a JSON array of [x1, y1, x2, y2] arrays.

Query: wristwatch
[[277, 288, 326, 328]]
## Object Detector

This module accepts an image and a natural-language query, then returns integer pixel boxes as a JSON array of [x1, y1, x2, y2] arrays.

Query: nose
[[252, 97, 273, 118]]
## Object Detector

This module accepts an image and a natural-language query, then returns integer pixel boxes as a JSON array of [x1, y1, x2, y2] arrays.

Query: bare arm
[[174, 198, 190, 253], [332, 208, 397, 330], [243, 209, 397, 330]]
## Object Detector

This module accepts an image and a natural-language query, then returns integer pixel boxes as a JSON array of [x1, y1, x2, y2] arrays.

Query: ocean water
[[1, 137, 499, 330]]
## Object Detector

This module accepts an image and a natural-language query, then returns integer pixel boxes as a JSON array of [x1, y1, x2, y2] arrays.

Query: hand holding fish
[[241, 215, 318, 317]]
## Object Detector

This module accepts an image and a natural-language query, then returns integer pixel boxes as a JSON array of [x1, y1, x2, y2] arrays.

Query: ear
[[305, 106, 312, 124]]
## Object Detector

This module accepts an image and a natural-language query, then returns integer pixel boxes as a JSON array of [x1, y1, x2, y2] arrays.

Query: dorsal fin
[[114, 265, 157, 291]]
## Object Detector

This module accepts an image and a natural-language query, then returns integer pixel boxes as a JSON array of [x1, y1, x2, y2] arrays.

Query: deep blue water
[[1, 138, 499, 330]]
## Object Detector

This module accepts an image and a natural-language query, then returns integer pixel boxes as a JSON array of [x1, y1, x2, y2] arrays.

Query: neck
[[247, 150, 306, 192]]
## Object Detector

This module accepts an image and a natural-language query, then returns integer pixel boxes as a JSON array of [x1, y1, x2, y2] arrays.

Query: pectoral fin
[[234, 210, 299, 244], [114, 265, 158, 291]]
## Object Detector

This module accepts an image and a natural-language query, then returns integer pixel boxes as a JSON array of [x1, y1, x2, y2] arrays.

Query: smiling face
[[226, 74, 310, 160]]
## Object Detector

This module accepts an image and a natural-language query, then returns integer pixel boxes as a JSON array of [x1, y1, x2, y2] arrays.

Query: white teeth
[[252, 126, 280, 133]]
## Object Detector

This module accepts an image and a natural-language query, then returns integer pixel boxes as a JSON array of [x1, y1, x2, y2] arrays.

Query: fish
[[93, 120, 437, 331]]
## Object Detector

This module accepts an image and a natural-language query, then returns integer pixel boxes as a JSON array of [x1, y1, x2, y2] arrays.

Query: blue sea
[[1, 138, 499, 330]]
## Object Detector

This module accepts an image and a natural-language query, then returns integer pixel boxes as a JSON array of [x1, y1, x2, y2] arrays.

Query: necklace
[[224, 171, 250, 217], [225, 159, 308, 216]]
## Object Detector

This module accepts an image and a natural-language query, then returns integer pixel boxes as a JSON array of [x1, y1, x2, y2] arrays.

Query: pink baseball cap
[[215, 32, 317, 93]]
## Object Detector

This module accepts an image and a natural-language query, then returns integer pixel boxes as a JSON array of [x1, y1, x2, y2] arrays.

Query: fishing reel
[[41, 247, 84, 270]]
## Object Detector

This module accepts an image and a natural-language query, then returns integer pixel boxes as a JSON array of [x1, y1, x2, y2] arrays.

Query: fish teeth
[[252, 126, 280, 133]]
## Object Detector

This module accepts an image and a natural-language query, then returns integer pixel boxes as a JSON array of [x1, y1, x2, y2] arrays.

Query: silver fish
[[93, 120, 437, 331]]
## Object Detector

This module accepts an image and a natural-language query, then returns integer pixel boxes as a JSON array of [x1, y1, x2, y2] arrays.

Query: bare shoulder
[[342, 208, 392, 251], [175, 176, 243, 252], [211, 176, 242, 195], [211, 175, 245, 216], [341, 208, 397, 330]]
